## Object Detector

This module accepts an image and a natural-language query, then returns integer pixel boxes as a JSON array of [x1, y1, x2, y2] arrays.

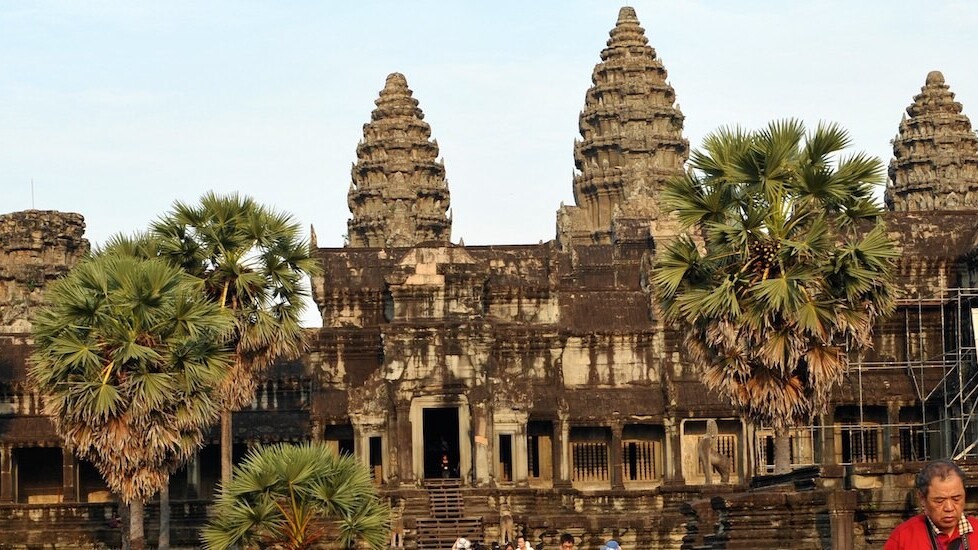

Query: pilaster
[[395, 403, 414, 484], [610, 421, 624, 490], [664, 417, 684, 483], [553, 411, 571, 488]]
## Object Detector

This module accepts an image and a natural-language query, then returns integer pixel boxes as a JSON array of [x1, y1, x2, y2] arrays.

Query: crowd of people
[[451, 533, 620, 550], [447, 458, 978, 550]]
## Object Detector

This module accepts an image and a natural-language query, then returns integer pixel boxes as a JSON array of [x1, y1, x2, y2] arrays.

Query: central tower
[[557, 6, 689, 248]]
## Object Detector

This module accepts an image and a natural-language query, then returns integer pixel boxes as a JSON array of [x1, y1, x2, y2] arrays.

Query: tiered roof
[[558, 6, 688, 247], [346, 73, 452, 248], [886, 70, 978, 211]]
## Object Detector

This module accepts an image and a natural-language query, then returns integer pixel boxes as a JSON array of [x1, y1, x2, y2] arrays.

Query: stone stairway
[[415, 478, 482, 550]]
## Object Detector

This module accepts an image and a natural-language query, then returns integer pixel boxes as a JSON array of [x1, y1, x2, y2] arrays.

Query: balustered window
[[754, 427, 816, 474], [836, 424, 883, 464], [570, 426, 610, 484], [898, 424, 929, 462], [622, 424, 664, 483]]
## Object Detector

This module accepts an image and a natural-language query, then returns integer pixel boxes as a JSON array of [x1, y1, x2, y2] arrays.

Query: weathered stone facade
[[2, 5, 978, 550]]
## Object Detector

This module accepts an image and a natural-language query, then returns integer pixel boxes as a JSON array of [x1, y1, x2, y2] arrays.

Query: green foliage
[[149, 191, 321, 410], [29, 252, 234, 503], [201, 442, 391, 550], [652, 119, 897, 432]]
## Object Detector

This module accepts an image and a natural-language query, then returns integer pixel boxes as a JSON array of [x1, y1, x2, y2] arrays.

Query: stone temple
[[3, 6, 978, 549]]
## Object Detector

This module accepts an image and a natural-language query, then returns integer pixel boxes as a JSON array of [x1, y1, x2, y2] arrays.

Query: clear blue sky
[[3, 0, 977, 250]]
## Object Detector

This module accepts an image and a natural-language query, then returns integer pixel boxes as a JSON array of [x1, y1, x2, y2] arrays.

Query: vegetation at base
[[201, 441, 391, 550]]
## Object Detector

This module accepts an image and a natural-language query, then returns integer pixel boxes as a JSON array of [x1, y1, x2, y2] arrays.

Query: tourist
[[559, 532, 575, 550], [517, 534, 533, 550], [884, 459, 978, 549], [600, 540, 621, 550]]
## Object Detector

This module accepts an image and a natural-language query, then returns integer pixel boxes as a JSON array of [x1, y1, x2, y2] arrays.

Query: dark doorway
[[14, 447, 62, 503], [423, 407, 460, 479], [324, 423, 355, 456]]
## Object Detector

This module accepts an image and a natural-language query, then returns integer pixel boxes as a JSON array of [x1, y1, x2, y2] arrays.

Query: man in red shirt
[[885, 459, 978, 549]]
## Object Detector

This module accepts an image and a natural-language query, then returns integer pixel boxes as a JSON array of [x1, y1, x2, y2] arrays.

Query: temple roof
[[346, 73, 452, 248], [558, 6, 689, 247], [886, 71, 978, 211]]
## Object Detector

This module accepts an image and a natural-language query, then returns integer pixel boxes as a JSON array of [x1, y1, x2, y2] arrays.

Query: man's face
[[517, 538, 525, 548], [920, 474, 966, 535], [559, 540, 574, 550]]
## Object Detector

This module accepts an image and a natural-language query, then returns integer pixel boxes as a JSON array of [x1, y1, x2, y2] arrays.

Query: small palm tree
[[29, 253, 234, 550], [201, 442, 391, 550], [652, 119, 897, 474], [149, 192, 321, 487]]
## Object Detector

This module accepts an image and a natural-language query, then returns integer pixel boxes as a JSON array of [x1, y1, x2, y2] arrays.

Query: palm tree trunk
[[774, 428, 792, 474], [159, 483, 170, 550], [130, 500, 146, 550], [120, 500, 130, 550], [221, 407, 233, 489]]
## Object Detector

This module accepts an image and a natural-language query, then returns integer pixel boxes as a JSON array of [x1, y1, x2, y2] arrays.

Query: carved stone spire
[[557, 6, 689, 248], [347, 73, 452, 248], [886, 71, 978, 211]]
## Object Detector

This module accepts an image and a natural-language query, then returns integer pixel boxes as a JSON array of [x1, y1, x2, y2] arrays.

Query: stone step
[[424, 478, 466, 520], [415, 516, 483, 550]]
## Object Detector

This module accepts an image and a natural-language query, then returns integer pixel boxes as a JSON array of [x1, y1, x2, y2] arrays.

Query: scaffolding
[[754, 287, 978, 472], [846, 287, 978, 462]]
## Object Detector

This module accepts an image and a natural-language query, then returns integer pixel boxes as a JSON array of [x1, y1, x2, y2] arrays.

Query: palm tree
[[651, 119, 897, 474], [149, 192, 320, 488], [29, 253, 234, 550], [201, 442, 391, 550]]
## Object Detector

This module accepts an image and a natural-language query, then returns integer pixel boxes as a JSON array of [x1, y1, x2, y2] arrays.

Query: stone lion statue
[[698, 419, 731, 484]]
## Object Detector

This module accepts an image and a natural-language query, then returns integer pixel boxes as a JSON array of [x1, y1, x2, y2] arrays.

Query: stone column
[[0, 444, 13, 502], [828, 490, 856, 550], [664, 417, 684, 483], [61, 449, 78, 503], [553, 412, 571, 487], [610, 422, 624, 490]]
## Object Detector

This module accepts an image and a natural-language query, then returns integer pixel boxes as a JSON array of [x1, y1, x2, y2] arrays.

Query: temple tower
[[0, 210, 89, 330], [885, 70, 978, 211], [346, 73, 452, 248], [557, 6, 689, 247]]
